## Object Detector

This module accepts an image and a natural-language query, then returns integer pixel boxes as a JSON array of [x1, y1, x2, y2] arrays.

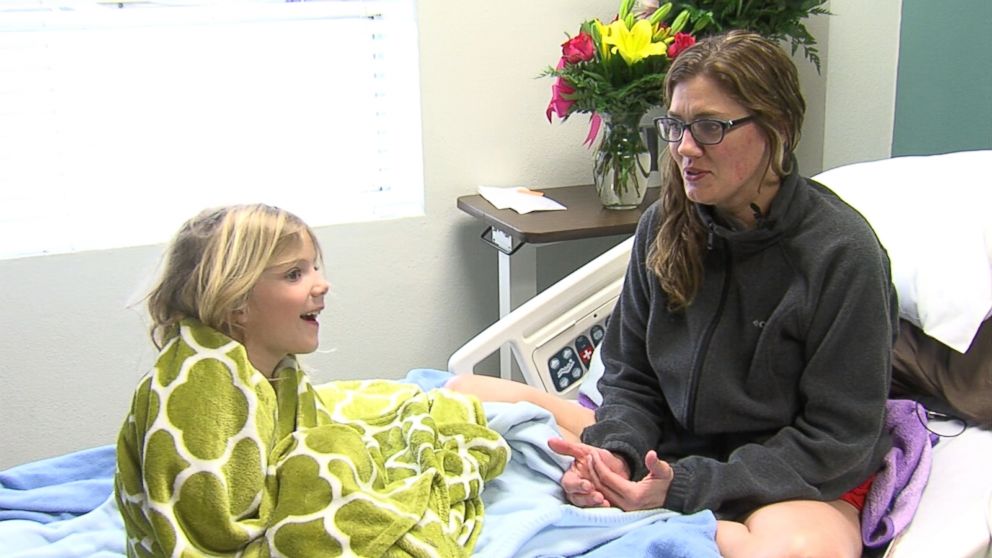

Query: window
[[0, 0, 423, 259]]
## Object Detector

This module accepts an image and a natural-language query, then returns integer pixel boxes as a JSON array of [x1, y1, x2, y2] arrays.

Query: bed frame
[[2, 237, 988, 558], [449, 237, 632, 397], [448, 236, 992, 558]]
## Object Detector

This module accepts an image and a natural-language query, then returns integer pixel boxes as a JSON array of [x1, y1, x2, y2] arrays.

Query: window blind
[[0, 0, 423, 259]]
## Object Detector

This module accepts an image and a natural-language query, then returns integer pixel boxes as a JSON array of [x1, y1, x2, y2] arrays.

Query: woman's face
[[666, 75, 777, 217]]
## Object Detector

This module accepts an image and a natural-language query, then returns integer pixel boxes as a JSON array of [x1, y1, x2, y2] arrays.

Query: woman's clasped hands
[[547, 437, 674, 511]]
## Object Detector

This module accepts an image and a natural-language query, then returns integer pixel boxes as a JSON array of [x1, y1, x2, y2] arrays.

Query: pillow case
[[812, 150, 992, 353]]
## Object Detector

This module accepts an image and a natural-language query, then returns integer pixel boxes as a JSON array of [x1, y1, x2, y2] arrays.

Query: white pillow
[[812, 151, 992, 353]]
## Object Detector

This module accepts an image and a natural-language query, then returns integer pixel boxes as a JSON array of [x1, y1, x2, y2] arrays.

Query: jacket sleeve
[[665, 229, 898, 517], [580, 207, 671, 475]]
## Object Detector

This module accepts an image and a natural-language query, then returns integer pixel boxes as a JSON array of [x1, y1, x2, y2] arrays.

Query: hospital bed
[[1, 152, 990, 557], [449, 236, 992, 558], [448, 151, 992, 558], [450, 150, 992, 557]]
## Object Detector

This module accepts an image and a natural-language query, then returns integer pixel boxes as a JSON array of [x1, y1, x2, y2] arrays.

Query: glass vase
[[593, 111, 651, 210]]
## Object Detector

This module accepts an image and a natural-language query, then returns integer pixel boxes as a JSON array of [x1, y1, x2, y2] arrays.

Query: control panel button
[[575, 335, 594, 367], [590, 325, 605, 345], [548, 346, 583, 392]]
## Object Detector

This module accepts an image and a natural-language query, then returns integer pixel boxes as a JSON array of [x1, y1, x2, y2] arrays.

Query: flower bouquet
[[544, 0, 706, 209], [670, 0, 830, 71]]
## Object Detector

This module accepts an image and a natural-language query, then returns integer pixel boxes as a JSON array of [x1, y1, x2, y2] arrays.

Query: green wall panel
[[893, 0, 992, 156]]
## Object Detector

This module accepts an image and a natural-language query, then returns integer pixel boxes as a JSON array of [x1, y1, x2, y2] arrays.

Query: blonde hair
[[648, 30, 806, 311], [145, 204, 321, 349]]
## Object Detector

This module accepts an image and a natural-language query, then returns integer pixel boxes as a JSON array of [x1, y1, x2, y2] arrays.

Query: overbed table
[[457, 184, 659, 378]]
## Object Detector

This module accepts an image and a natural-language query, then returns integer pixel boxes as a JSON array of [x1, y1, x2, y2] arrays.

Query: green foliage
[[543, 56, 670, 117], [671, 0, 830, 72]]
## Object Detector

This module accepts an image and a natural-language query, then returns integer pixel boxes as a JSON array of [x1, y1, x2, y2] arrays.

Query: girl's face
[[236, 234, 329, 376], [667, 75, 778, 220]]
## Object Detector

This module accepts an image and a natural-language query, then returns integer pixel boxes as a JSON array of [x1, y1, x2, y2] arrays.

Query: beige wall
[[819, 0, 902, 170], [0, 0, 901, 469]]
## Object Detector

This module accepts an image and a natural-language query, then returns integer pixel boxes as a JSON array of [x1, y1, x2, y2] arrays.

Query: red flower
[[561, 32, 596, 64], [667, 32, 695, 59]]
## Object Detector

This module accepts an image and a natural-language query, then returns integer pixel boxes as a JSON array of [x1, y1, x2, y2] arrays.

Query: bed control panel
[[548, 346, 584, 392], [541, 315, 609, 395]]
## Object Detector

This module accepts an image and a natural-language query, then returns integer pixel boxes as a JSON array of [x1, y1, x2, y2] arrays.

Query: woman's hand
[[585, 449, 674, 511], [548, 438, 674, 511], [547, 437, 630, 507]]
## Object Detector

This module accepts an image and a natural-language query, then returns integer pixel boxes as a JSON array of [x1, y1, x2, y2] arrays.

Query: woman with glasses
[[449, 30, 898, 557]]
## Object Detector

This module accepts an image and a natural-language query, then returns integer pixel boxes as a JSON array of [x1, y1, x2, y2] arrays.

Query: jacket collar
[[694, 157, 805, 253]]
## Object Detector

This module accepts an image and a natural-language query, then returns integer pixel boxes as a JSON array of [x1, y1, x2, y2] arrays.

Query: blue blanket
[[0, 370, 719, 558], [0, 447, 121, 558], [0, 446, 115, 524], [475, 399, 717, 558]]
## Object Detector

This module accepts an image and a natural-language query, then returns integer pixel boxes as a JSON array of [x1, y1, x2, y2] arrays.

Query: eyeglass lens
[[657, 119, 728, 145]]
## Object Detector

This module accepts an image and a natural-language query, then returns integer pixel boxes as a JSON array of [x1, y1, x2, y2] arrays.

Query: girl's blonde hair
[[648, 30, 806, 311], [145, 204, 321, 348]]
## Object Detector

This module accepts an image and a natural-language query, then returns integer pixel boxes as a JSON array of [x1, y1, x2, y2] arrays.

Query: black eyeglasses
[[914, 400, 967, 438], [654, 115, 755, 145]]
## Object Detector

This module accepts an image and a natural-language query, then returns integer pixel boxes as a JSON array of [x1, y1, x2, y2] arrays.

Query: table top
[[456, 184, 660, 245]]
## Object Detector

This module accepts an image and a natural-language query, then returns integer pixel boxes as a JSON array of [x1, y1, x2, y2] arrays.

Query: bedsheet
[[0, 369, 719, 558]]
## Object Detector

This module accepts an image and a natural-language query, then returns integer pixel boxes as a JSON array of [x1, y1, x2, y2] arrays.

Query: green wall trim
[[893, 0, 992, 156]]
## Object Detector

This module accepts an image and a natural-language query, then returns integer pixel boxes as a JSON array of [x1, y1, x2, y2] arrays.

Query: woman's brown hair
[[648, 30, 805, 311]]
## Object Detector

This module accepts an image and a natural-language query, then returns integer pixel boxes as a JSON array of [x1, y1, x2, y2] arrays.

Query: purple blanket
[[861, 399, 936, 547]]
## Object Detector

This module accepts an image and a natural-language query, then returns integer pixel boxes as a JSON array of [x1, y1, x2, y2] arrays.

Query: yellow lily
[[593, 19, 613, 60], [601, 19, 666, 65]]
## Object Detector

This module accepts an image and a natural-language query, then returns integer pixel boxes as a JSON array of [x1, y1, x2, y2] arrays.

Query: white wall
[[0, 0, 901, 470], [819, 0, 902, 170]]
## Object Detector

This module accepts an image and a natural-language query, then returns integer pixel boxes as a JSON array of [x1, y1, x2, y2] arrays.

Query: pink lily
[[584, 113, 602, 147]]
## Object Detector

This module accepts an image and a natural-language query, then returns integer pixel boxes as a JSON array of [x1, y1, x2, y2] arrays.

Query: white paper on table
[[477, 186, 567, 214]]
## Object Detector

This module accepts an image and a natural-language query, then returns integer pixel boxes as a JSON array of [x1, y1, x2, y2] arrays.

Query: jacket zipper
[[685, 238, 732, 432]]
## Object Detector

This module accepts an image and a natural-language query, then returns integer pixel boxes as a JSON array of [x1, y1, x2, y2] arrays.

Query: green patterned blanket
[[115, 319, 508, 557]]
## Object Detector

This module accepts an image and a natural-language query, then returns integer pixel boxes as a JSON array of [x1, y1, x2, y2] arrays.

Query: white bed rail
[[447, 236, 633, 398]]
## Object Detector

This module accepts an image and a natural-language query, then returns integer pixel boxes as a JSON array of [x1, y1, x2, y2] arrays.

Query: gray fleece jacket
[[581, 164, 898, 520]]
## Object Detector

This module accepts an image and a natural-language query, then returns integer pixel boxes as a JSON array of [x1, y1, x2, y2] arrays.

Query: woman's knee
[[778, 528, 859, 558], [718, 528, 859, 558], [718, 500, 862, 558]]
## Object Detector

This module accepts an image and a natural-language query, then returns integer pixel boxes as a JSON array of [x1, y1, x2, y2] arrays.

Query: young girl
[[114, 204, 507, 557]]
